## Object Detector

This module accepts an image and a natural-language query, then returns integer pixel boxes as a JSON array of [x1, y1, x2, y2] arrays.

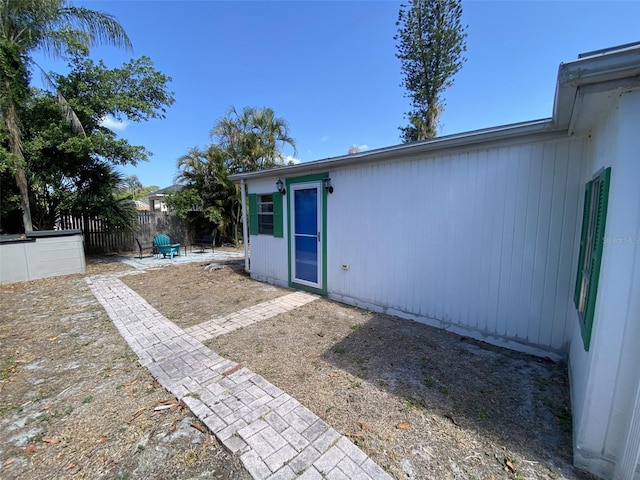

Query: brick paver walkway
[[86, 273, 392, 480], [185, 291, 318, 342]]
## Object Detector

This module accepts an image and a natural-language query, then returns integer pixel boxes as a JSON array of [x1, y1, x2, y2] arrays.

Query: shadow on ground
[[321, 312, 579, 477]]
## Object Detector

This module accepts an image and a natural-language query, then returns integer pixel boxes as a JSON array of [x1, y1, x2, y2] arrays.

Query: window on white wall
[[248, 191, 283, 237], [574, 167, 611, 351], [257, 194, 274, 235]]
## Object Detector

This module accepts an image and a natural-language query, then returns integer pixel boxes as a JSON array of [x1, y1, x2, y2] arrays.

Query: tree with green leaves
[[168, 106, 295, 245], [116, 176, 158, 201], [1, 53, 174, 233], [0, 0, 131, 232], [167, 145, 239, 244], [211, 106, 297, 174], [122, 174, 143, 199], [395, 0, 467, 142]]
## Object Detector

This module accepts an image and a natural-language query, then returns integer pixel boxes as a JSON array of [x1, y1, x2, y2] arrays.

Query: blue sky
[[36, 1, 640, 188]]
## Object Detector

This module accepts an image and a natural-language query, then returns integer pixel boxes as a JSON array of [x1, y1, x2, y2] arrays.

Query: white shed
[[230, 43, 640, 479]]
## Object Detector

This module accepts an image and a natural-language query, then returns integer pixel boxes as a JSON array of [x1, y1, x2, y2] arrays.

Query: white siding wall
[[247, 178, 289, 287], [327, 135, 586, 356], [569, 90, 640, 479]]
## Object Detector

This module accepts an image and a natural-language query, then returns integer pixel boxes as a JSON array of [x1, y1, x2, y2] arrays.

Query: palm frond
[[55, 6, 132, 51]]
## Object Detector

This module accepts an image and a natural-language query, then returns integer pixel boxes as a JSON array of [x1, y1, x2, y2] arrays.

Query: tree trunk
[[5, 99, 33, 232]]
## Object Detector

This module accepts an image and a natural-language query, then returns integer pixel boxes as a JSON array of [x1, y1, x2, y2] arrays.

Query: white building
[[230, 43, 640, 479]]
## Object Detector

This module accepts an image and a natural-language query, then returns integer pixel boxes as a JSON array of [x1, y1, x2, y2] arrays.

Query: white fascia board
[[229, 118, 559, 182], [554, 44, 640, 129]]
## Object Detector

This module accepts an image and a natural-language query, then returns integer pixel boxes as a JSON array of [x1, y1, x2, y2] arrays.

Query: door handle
[[317, 231, 320, 242]]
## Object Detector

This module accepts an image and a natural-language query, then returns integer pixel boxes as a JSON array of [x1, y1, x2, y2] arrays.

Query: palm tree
[[252, 107, 297, 168], [0, 0, 131, 232], [172, 145, 241, 244], [211, 106, 297, 174]]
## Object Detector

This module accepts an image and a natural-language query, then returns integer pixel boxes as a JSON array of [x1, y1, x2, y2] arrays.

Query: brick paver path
[[185, 291, 317, 342], [87, 273, 392, 480]]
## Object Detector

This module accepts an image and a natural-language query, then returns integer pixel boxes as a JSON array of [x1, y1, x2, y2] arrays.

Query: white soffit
[[554, 42, 640, 134]]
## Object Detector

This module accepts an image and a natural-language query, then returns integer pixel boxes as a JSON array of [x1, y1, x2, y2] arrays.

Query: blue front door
[[291, 183, 322, 288]]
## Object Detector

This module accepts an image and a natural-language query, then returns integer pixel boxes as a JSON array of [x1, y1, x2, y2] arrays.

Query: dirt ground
[[1, 255, 597, 480], [0, 257, 250, 480]]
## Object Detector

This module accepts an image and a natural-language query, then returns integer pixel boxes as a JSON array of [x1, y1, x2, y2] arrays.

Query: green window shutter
[[574, 181, 592, 308], [273, 191, 284, 238], [582, 167, 611, 350], [248, 193, 258, 236]]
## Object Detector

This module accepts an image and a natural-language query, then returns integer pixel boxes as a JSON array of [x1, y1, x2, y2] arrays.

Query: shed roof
[[230, 42, 640, 182]]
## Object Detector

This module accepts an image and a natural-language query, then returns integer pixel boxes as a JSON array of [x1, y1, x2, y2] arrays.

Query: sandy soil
[[120, 259, 598, 480], [0, 257, 250, 480]]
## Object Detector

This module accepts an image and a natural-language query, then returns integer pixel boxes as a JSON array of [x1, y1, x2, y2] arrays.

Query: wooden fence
[[59, 212, 190, 254]]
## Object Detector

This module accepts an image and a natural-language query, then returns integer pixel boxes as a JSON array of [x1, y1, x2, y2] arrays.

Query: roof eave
[[553, 43, 640, 130], [230, 42, 640, 183], [229, 118, 558, 181]]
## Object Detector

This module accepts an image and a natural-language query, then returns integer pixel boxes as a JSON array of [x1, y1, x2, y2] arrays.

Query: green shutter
[[574, 181, 592, 308], [581, 167, 611, 350], [248, 193, 258, 236], [273, 191, 283, 238]]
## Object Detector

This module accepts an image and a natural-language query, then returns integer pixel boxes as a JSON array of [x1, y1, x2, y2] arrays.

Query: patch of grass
[[113, 473, 129, 480], [534, 376, 549, 390], [477, 407, 493, 420], [332, 345, 347, 355], [36, 413, 50, 422], [439, 386, 449, 395], [544, 398, 572, 433], [185, 392, 200, 400], [183, 448, 204, 466], [308, 315, 316, 320], [0, 403, 16, 416], [424, 377, 436, 388], [402, 396, 425, 411], [137, 443, 145, 452], [325, 406, 334, 413], [256, 347, 264, 354], [352, 436, 365, 447], [30, 431, 45, 443], [82, 395, 93, 404], [0, 359, 17, 379], [349, 324, 360, 330], [350, 380, 362, 389]]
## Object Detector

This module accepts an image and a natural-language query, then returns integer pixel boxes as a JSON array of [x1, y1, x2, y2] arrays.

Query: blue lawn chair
[[153, 234, 181, 259]]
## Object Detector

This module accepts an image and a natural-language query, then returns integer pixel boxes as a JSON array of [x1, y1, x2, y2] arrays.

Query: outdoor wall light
[[276, 178, 286, 195], [322, 175, 334, 194]]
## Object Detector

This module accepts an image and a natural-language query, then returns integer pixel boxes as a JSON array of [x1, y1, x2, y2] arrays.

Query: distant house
[[230, 43, 640, 479], [143, 184, 183, 213], [132, 200, 149, 211]]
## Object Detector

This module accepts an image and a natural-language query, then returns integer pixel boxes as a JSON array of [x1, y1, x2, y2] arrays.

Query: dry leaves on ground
[[0, 257, 250, 480], [125, 260, 590, 480]]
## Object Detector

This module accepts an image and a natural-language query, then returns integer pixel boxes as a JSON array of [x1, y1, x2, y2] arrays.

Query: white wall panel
[[568, 90, 640, 478], [247, 178, 289, 287], [327, 135, 586, 356]]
